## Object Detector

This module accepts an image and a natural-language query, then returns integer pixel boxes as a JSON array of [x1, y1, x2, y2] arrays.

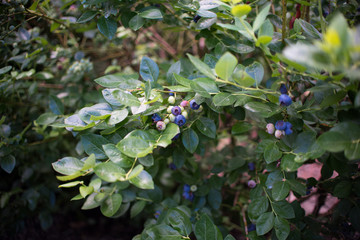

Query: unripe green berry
[[194, 105, 203, 113], [180, 106, 184, 111], [164, 118, 170, 124], [182, 111, 188, 119], [190, 185, 197, 192], [167, 106, 173, 113], [169, 114, 176, 122], [168, 96, 175, 104]]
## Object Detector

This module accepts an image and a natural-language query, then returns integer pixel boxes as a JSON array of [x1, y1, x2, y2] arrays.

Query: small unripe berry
[[182, 111, 188, 119], [248, 180, 256, 188], [275, 130, 285, 139], [180, 100, 189, 107], [266, 123, 275, 134], [194, 105, 203, 112], [169, 114, 176, 122], [168, 96, 176, 104], [190, 100, 200, 110], [171, 106, 182, 116], [167, 106, 173, 113], [164, 118, 170, 124], [179, 106, 184, 111], [190, 185, 197, 192], [156, 121, 166, 131]]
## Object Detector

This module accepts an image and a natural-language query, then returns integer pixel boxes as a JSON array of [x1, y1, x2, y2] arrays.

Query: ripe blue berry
[[152, 113, 161, 122], [182, 184, 194, 201], [190, 100, 200, 110], [284, 122, 293, 135], [280, 84, 288, 94], [275, 120, 286, 130], [279, 94, 292, 106], [169, 163, 177, 170], [174, 115, 186, 127], [172, 133, 180, 140], [248, 223, 256, 232], [193, 15, 201, 23], [248, 162, 255, 171], [169, 90, 174, 96], [248, 180, 256, 188], [171, 106, 182, 116], [154, 210, 161, 219]]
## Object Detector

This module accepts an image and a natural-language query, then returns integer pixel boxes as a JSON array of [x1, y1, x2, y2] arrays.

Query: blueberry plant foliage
[[3, 0, 360, 239]]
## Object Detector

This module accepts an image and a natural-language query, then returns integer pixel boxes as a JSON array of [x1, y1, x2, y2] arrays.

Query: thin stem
[[318, 0, 326, 34], [281, 0, 287, 44], [239, 18, 257, 42], [126, 157, 138, 179]]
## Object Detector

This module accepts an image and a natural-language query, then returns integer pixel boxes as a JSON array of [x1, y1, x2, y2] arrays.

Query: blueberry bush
[[2, 0, 360, 239]]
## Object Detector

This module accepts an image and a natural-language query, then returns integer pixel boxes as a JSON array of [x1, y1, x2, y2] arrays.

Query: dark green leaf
[[231, 121, 252, 135], [49, 95, 64, 115], [272, 181, 290, 201], [0, 155, 16, 174], [273, 201, 295, 219], [196, 117, 216, 139], [81, 134, 110, 159], [97, 16, 117, 40], [52, 157, 83, 175], [130, 200, 146, 218], [194, 213, 222, 240], [167, 208, 192, 236], [333, 181, 352, 198], [264, 143, 282, 164], [187, 54, 216, 80], [274, 216, 290, 240], [77, 10, 98, 23], [140, 56, 159, 83], [102, 144, 133, 168], [129, 15, 144, 31], [182, 128, 199, 153], [256, 212, 274, 235], [101, 193, 122, 217]]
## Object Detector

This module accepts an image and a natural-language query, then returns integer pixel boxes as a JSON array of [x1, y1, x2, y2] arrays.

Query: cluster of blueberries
[[151, 93, 202, 132], [182, 184, 195, 201], [265, 84, 294, 138]]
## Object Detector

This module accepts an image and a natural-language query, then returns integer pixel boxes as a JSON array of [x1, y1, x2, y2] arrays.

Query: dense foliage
[[1, 0, 360, 239]]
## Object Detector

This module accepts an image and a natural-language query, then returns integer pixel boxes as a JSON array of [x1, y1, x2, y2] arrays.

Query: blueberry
[[171, 106, 182, 116], [193, 15, 201, 23], [248, 162, 255, 171], [266, 123, 275, 134], [284, 122, 293, 135], [172, 133, 181, 140], [275, 120, 286, 130], [169, 90, 174, 96], [248, 223, 256, 232], [156, 121, 166, 131], [190, 100, 200, 110], [154, 210, 161, 219], [152, 113, 162, 122], [247, 180, 256, 188], [280, 84, 288, 94], [169, 163, 177, 170], [174, 115, 186, 127], [279, 94, 292, 106], [182, 184, 194, 201]]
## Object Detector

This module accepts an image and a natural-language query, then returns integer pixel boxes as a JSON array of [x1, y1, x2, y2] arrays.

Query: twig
[[281, 0, 287, 44]]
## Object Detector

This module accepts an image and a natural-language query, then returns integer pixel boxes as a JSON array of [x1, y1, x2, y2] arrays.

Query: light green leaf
[[215, 52, 238, 81], [101, 193, 122, 217], [52, 157, 83, 175], [187, 54, 216, 80], [129, 170, 154, 189], [93, 162, 125, 182], [253, 4, 271, 32]]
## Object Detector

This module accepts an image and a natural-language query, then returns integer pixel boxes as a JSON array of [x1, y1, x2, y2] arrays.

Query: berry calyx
[[266, 123, 275, 134], [171, 106, 181, 116], [168, 96, 176, 104], [190, 100, 200, 110], [248, 180, 256, 188], [174, 115, 186, 127], [279, 94, 292, 106], [156, 121, 166, 131]]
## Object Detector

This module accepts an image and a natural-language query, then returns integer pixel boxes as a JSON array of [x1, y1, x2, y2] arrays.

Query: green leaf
[[102, 144, 133, 168], [297, 19, 322, 39], [77, 10, 98, 23], [245, 62, 264, 87], [0, 66, 12, 75], [129, 15, 144, 31], [145, 224, 182, 240], [52, 157, 83, 175], [196, 117, 216, 139], [140, 56, 159, 83], [79, 186, 94, 198], [167, 208, 192, 236], [81, 154, 96, 171], [207, 189, 222, 210], [248, 196, 269, 218], [113, 89, 141, 107], [280, 154, 302, 172], [274, 216, 290, 240], [59, 181, 83, 188], [93, 162, 125, 182], [81, 134, 110, 159], [287, 179, 306, 196], [333, 181, 352, 198], [130, 200, 146, 218], [138, 155, 154, 167], [256, 212, 274, 235], [49, 95, 64, 115], [233, 70, 255, 87], [194, 213, 222, 240], [213, 93, 237, 106], [182, 128, 199, 153], [173, 73, 191, 87], [191, 78, 219, 98], [81, 193, 101, 210], [272, 201, 295, 219], [224, 235, 236, 240], [317, 131, 350, 153], [253, 4, 271, 32], [128, 165, 144, 180], [231, 121, 252, 135], [101, 193, 122, 217], [97, 16, 117, 40], [272, 181, 290, 201], [108, 109, 128, 125], [139, 7, 163, 19], [187, 54, 216, 80], [35, 112, 58, 126], [264, 142, 282, 164], [156, 123, 180, 148], [0, 155, 16, 174], [117, 135, 154, 158], [94, 73, 140, 88], [244, 102, 277, 118], [129, 170, 154, 189], [215, 52, 238, 81]]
